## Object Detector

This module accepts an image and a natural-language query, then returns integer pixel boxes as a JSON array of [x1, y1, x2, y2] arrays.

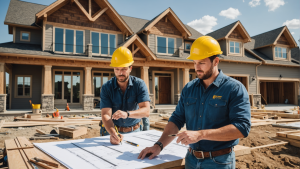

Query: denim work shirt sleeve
[[169, 70, 251, 152], [100, 76, 150, 127]]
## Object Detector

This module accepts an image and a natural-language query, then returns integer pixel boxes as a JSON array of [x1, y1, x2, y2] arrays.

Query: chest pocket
[[208, 99, 228, 121], [184, 98, 197, 119], [127, 95, 137, 110]]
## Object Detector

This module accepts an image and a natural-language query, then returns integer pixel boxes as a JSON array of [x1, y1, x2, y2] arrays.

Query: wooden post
[[84, 67, 92, 95], [140, 67, 150, 93], [0, 63, 4, 94], [43, 65, 52, 94], [177, 68, 180, 94], [182, 68, 189, 87]]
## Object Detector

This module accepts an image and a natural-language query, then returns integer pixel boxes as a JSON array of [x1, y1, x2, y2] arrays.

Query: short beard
[[197, 63, 214, 80], [116, 75, 129, 83]]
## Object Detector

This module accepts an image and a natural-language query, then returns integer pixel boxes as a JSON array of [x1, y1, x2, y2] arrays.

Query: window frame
[[53, 27, 85, 54], [14, 75, 32, 98], [185, 42, 192, 51], [229, 41, 241, 54], [20, 31, 31, 42], [92, 71, 114, 98], [90, 31, 117, 56], [275, 46, 288, 60], [156, 35, 176, 55]]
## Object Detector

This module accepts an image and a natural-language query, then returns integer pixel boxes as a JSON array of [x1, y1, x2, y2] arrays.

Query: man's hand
[[176, 130, 204, 146], [110, 133, 124, 145], [112, 110, 128, 120], [138, 145, 161, 160]]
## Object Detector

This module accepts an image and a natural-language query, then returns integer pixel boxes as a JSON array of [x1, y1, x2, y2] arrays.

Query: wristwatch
[[126, 111, 130, 118], [154, 141, 163, 151]]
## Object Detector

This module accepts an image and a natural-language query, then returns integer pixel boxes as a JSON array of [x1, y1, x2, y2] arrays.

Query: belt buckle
[[193, 150, 204, 159]]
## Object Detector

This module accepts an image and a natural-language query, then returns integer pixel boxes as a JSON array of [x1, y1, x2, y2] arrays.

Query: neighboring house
[[0, 0, 299, 113]]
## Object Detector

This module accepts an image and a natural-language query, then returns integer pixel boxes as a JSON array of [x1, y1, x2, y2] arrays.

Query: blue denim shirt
[[100, 76, 150, 127], [169, 70, 251, 151]]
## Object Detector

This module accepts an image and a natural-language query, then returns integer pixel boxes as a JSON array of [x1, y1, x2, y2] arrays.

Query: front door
[[159, 77, 171, 104], [54, 71, 81, 104]]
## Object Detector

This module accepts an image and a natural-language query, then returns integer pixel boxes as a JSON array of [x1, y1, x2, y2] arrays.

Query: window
[[229, 41, 240, 54], [20, 31, 30, 42], [185, 42, 192, 51], [275, 47, 287, 59], [54, 27, 84, 54], [157, 36, 175, 54], [93, 72, 114, 97], [15, 76, 31, 98], [91, 32, 116, 55]]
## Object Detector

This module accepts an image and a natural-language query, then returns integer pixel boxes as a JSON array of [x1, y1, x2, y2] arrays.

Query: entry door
[[159, 77, 171, 104], [54, 71, 81, 103]]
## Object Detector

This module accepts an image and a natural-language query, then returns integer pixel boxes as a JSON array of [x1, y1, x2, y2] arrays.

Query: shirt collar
[[196, 69, 224, 88], [113, 75, 133, 89]]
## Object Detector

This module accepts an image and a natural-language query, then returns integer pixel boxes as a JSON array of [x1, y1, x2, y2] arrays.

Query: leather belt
[[188, 147, 232, 159], [116, 123, 140, 133]]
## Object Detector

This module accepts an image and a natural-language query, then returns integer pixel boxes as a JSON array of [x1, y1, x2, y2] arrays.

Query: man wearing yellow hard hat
[[139, 36, 251, 168], [100, 47, 151, 145]]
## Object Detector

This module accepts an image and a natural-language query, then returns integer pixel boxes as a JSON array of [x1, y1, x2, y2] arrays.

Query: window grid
[[15, 76, 31, 98], [91, 32, 117, 56], [229, 41, 240, 54], [275, 47, 287, 59], [157, 36, 176, 55]]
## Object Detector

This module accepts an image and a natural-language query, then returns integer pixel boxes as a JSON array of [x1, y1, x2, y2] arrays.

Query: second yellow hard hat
[[110, 47, 134, 67], [187, 36, 223, 60]]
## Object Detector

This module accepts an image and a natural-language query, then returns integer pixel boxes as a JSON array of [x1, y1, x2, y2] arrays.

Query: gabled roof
[[251, 26, 298, 49], [4, 0, 46, 27], [35, 0, 133, 35], [291, 47, 300, 63], [207, 21, 251, 42], [137, 8, 192, 38], [121, 34, 156, 61]]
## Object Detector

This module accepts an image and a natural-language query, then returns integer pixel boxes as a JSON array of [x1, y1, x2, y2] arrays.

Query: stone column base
[[83, 94, 94, 111], [149, 94, 154, 109], [41, 94, 54, 113], [0, 94, 7, 113], [174, 94, 181, 105]]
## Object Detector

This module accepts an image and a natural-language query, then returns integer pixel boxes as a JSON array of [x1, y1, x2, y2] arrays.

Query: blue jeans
[[185, 149, 235, 169], [100, 125, 142, 136], [142, 117, 150, 131]]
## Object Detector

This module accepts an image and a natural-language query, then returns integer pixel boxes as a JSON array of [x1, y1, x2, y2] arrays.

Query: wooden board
[[0, 120, 5, 129], [276, 130, 300, 137], [250, 142, 289, 150], [7, 149, 30, 169], [58, 126, 78, 131], [36, 129, 47, 135], [59, 127, 87, 138], [234, 145, 251, 156], [287, 133, 300, 140], [274, 137, 300, 148], [16, 137, 34, 149]]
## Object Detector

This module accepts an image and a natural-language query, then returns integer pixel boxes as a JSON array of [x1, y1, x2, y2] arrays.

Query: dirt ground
[[0, 115, 299, 168]]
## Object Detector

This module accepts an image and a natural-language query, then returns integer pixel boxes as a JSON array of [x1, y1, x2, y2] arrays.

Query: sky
[[0, 0, 299, 46]]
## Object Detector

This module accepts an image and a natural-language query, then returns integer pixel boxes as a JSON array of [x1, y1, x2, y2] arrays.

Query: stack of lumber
[[5, 137, 66, 169], [275, 130, 300, 148], [59, 126, 87, 138], [24, 114, 42, 119]]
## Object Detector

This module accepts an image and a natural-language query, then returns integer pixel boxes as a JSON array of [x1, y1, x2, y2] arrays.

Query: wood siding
[[45, 24, 53, 51], [15, 27, 42, 45], [11, 65, 42, 109], [176, 38, 183, 56], [219, 40, 227, 56], [277, 34, 290, 45], [149, 34, 156, 54], [150, 16, 181, 36], [228, 29, 243, 39], [258, 65, 300, 78], [258, 46, 273, 60], [218, 62, 257, 94], [117, 34, 123, 46], [48, 3, 120, 32]]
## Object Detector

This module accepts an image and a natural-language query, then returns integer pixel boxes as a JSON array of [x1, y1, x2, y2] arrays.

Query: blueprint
[[34, 130, 188, 169]]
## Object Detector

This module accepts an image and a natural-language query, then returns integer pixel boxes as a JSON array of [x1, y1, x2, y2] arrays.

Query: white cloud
[[264, 0, 285, 11], [187, 15, 218, 35], [219, 8, 241, 19], [282, 19, 300, 29], [249, 0, 261, 7], [291, 32, 295, 35]]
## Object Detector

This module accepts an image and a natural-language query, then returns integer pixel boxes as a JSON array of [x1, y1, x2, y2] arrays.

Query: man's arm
[[102, 108, 124, 144]]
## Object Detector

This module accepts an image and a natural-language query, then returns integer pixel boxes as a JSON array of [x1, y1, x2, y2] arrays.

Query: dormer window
[[20, 31, 30, 42], [157, 36, 175, 54], [275, 47, 287, 59], [185, 42, 192, 51], [229, 41, 241, 54]]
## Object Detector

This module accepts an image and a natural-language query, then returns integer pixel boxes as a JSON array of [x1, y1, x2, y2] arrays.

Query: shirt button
[[202, 103, 203, 105], [215, 104, 217, 106], [200, 115, 201, 117]]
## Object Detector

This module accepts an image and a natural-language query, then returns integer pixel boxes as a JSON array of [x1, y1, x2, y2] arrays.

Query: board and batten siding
[[258, 65, 300, 79], [11, 65, 42, 109], [15, 27, 42, 45], [218, 62, 257, 94], [44, 24, 53, 51]]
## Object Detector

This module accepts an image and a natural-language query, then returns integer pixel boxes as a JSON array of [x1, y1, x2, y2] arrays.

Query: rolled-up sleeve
[[100, 85, 112, 109], [168, 87, 186, 130], [229, 83, 251, 137], [136, 80, 151, 104]]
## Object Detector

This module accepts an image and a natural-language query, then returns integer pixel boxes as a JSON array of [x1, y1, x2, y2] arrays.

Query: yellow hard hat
[[110, 47, 134, 67], [187, 36, 223, 60]]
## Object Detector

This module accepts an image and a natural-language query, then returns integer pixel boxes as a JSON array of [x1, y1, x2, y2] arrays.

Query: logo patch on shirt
[[213, 95, 222, 99]]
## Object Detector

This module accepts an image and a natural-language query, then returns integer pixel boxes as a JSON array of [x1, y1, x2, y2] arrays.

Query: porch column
[[140, 66, 154, 108], [174, 68, 181, 105], [0, 62, 7, 113], [83, 67, 93, 110], [41, 65, 54, 113], [182, 68, 190, 87]]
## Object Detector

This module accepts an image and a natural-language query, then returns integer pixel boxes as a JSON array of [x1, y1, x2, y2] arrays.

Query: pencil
[[115, 126, 122, 145], [168, 134, 177, 137], [125, 140, 139, 147]]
